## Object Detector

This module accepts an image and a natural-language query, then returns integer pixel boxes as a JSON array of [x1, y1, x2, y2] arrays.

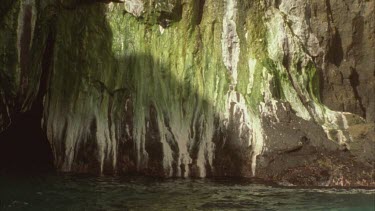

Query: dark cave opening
[[0, 25, 55, 174], [0, 110, 54, 174]]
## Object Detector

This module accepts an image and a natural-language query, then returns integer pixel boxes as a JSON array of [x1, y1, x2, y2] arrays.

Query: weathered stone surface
[[0, 0, 373, 187], [122, 0, 182, 26], [307, 0, 375, 122], [256, 103, 374, 187]]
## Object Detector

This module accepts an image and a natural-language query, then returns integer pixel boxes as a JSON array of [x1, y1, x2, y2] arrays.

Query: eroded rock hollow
[[0, 0, 374, 186]]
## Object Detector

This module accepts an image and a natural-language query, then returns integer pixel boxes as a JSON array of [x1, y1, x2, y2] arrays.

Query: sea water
[[0, 174, 374, 210]]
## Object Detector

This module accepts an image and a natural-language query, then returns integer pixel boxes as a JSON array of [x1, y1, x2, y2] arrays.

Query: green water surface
[[0, 174, 374, 210]]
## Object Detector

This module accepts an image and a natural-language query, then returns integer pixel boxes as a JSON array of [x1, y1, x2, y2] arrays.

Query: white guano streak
[[221, 0, 265, 176], [266, 9, 353, 145], [222, 0, 240, 85]]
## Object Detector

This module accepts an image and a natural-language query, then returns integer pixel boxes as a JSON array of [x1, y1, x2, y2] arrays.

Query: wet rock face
[[123, 0, 182, 26], [306, 0, 375, 122], [0, 0, 374, 186], [273, 0, 375, 123], [256, 103, 374, 187]]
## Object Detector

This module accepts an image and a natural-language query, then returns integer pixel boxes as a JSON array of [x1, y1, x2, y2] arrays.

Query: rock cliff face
[[0, 0, 374, 186]]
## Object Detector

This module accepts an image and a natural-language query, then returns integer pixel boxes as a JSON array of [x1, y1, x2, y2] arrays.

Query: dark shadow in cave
[[0, 17, 55, 174], [0, 109, 54, 174]]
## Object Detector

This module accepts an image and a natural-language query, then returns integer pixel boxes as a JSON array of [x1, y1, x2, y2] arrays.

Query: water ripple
[[0, 174, 374, 210]]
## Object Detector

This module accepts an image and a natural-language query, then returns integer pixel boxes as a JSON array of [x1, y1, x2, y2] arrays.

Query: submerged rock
[[0, 0, 373, 186]]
